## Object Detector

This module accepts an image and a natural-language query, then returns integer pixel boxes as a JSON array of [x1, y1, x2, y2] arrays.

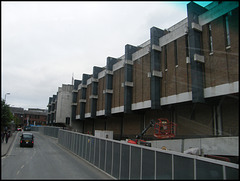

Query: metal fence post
[[172, 154, 174, 179], [129, 145, 131, 179]]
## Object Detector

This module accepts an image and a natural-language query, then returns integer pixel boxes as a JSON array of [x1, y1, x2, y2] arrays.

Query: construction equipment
[[128, 118, 176, 146], [153, 118, 176, 139]]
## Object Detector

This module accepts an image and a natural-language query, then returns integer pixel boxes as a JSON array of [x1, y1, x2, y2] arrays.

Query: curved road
[[1, 131, 113, 179]]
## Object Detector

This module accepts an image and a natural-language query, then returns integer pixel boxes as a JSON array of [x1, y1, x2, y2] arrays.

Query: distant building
[[47, 84, 74, 127], [47, 95, 57, 125], [10, 107, 47, 127]]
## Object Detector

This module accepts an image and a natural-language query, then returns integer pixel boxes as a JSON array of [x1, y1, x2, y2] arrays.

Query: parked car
[[24, 126, 31, 131], [20, 132, 34, 147], [17, 127, 22, 131]]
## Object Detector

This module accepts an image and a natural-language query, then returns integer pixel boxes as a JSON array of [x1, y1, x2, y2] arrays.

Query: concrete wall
[[56, 84, 73, 124], [150, 136, 239, 156]]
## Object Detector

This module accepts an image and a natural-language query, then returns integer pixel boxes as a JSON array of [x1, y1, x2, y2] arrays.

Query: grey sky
[[1, 1, 212, 110]]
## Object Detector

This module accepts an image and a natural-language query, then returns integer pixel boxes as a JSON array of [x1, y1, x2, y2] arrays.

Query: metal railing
[[31, 126, 59, 138], [32, 126, 239, 179], [58, 129, 239, 180]]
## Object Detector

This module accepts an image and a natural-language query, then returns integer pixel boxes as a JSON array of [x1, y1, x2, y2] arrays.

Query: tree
[[1, 99, 14, 130]]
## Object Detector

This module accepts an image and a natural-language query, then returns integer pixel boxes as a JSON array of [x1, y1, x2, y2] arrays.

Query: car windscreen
[[22, 134, 33, 139]]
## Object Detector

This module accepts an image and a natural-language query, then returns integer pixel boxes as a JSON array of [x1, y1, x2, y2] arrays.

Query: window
[[208, 23, 213, 53], [23, 134, 33, 139], [225, 14, 231, 47], [174, 40, 178, 66]]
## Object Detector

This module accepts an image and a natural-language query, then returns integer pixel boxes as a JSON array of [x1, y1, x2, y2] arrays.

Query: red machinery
[[154, 118, 176, 139], [127, 118, 176, 146]]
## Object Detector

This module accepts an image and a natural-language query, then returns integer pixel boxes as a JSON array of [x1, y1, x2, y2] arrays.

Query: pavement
[[1, 131, 18, 157]]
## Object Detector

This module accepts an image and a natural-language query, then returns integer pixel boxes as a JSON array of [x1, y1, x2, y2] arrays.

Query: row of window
[[208, 12, 232, 54], [163, 35, 188, 70], [163, 12, 232, 70], [17, 114, 44, 119]]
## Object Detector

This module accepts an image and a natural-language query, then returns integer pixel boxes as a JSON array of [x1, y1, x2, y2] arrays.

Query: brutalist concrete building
[[47, 85, 73, 126], [49, 1, 239, 140]]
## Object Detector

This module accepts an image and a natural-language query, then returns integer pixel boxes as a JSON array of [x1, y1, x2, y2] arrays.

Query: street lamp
[[5, 93, 10, 102]]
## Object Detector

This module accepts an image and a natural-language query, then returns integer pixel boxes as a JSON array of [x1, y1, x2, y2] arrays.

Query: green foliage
[[1, 99, 14, 130], [13, 116, 21, 126]]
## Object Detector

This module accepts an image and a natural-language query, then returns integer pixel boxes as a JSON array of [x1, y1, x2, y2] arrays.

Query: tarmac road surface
[[1, 131, 113, 179]]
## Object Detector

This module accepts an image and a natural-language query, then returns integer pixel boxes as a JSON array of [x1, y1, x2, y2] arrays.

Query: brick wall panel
[[227, 8, 239, 83], [133, 59, 143, 103], [106, 117, 122, 135], [176, 36, 188, 94], [211, 17, 229, 86], [166, 42, 176, 96], [161, 47, 166, 97]]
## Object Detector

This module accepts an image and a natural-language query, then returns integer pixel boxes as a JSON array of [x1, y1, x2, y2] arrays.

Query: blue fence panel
[[226, 166, 239, 179], [130, 146, 141, 179], [112, 142, 120, 179], [89, 137, 95, 164], [196, 160, 223, 179], [33, 128, 238, 180], [174, 155, 194, 179], [100, 139, 106, 171], [120, 144, 130, 179], [156, 151, 172, 179], [142, 149, 155, 179], [94, 138, 100, 167], [106, 141, 112, 175]]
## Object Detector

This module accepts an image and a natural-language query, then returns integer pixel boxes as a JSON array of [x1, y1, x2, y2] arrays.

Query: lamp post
[[5, 93, 10, 102]]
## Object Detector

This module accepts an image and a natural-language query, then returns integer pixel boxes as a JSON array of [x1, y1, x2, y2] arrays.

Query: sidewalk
[[1, 131, 18, 157]]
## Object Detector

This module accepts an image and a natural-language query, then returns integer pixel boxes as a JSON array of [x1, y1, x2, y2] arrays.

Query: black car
[[24, 126, 31, 131], [20, 132, 34, 147]]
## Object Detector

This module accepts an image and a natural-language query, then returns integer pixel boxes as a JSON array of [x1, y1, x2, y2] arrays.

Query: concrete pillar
[[105, 57, 119, 116], [80, 74, 91, 120], [91, 66, 104, 118], [124, 44, 139, 113], [187, 2, 207, 103], [71, 80, 81, 125], [150, 27, 165, 109]]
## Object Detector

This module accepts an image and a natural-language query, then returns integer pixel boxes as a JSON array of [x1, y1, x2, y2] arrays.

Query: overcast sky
[[2, 1, 212, 110]]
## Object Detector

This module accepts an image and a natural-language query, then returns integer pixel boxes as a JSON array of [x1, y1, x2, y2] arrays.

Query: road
[[1, 131, 113, 180]]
